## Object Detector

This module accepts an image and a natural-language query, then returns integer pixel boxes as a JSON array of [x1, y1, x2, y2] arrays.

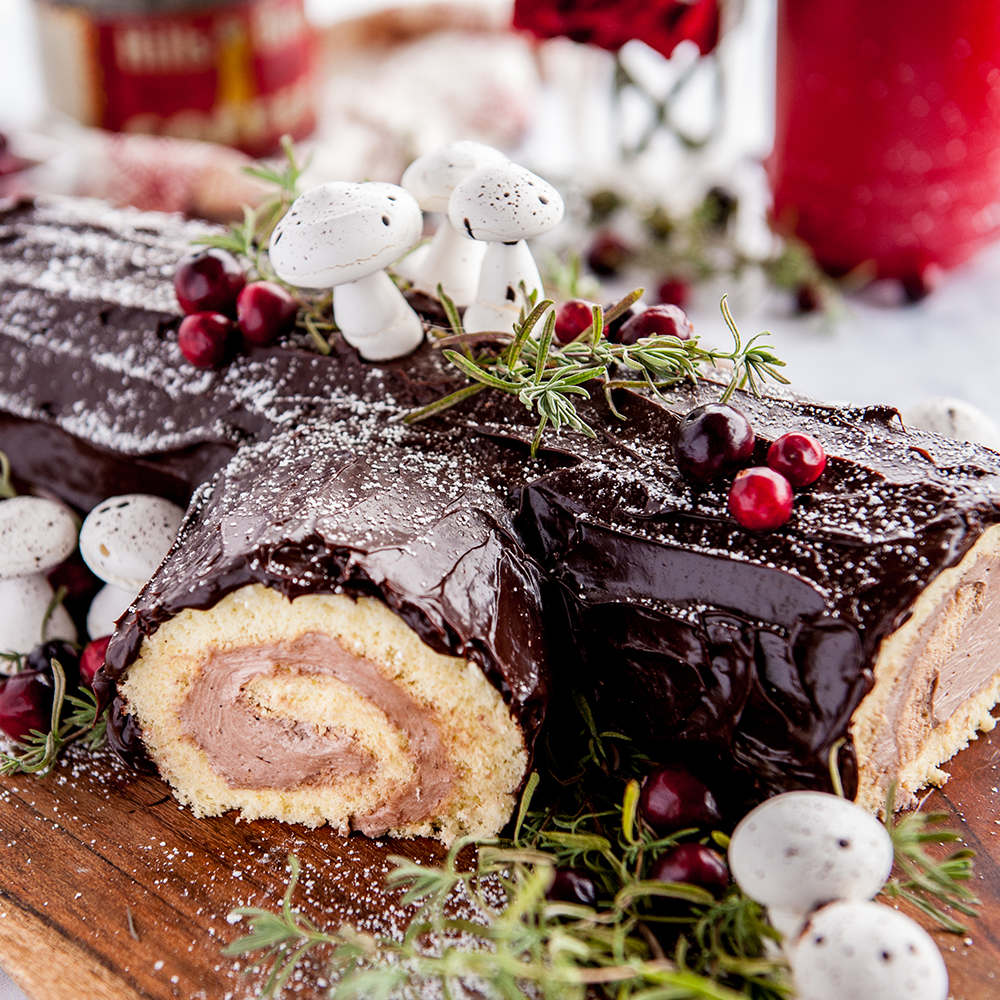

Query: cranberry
[[546, 868, 598, 907], [237, 281, 298, 346], [650, 844, 729, 892], [605, 304, 637, 343], [178, 312, 235, 368], [656, 277, 690, 310], [768, 432, 827, 488], [795, 283, 822, 314], [701, 186, 738, 230], [554, 299, 597, 345], [902, 264, 943, 304], [0, 671, 53, 741], [80, 636, 111, 687], [617, 305, 693, 345], [25, 640, 80, 690], [674, 404, 755, 482], [729, 467, 794, 531], [586, 232, 631, 277], [640, 767, 722, 832], [174, 249, 245, 316]]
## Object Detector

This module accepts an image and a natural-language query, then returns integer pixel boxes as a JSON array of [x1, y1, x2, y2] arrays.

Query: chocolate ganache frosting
[[2, 196, 1000, 808]]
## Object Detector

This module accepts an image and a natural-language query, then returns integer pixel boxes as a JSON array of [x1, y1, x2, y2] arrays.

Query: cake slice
[[97, 423, 549, 841]]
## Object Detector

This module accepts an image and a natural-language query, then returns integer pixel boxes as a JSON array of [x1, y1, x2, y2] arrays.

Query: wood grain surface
[[0, 725, 996, 1000]]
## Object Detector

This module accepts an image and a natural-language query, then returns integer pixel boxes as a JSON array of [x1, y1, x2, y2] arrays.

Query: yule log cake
[[1, 196, 1000, 840]]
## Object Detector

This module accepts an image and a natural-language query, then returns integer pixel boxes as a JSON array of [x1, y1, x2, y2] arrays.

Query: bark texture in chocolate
[[3, 196, 1000, 810]]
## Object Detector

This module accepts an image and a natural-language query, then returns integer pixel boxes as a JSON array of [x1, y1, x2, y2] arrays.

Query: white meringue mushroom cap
[[790, 901, 947, 1000], [79, 494, 184, 590], [448, 163, 564, 243], [269, 182, 423, 289], [728, 791, 893, 914], [0, 576, 76, 654], [903, 396, 1000, 450], [401, 141, 509, 213], [0, 497, 77, 579]]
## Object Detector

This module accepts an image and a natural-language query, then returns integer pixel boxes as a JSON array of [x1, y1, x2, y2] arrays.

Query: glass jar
[[768, 0, 1000, 282], [35, 0, 316, 156]]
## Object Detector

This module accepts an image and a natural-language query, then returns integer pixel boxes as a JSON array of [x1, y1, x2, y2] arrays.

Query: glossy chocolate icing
[[3, 196, 1000, 808]]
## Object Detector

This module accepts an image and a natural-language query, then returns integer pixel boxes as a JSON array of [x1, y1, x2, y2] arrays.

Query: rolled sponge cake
[[121, 586, 527, 840], [99, 421, 550, 842]]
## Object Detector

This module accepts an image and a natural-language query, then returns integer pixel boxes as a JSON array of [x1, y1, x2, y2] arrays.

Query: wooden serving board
[[0, 727, 997, 1000]]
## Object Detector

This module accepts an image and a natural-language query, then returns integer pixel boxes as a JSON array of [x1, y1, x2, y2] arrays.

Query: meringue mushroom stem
[[463, 241, 545, 335], [486, 240, 544, 307], [0, 450, 15, 499], [414, 224, 485, 304], [332, 270, 423, 359]]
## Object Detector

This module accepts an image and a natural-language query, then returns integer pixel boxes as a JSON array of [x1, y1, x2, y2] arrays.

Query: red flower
[[513, 0, 720, 59]]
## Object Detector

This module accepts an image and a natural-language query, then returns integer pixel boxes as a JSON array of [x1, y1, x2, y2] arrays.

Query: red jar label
[[37, 0, 316, 157]]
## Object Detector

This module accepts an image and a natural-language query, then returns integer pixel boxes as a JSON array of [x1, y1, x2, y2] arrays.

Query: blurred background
[[1, 0, 1000, 425]]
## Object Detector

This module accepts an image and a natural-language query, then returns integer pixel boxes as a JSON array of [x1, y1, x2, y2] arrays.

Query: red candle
[[768, 0, 1000, 281]]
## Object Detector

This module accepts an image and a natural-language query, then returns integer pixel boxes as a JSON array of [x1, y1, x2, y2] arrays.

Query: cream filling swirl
[[178, 632, 456, 834]]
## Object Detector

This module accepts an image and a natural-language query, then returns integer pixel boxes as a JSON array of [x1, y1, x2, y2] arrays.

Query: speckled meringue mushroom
[[727, 791, 893, 939], [903, 396, 1000, 451], [269, 181, 425, 361], [79, 494, 185, 639], [448, 161, 564, 334], [789, 900, 948, 1000], [401, 140, 509, 305], [0, 496, 77, 654]]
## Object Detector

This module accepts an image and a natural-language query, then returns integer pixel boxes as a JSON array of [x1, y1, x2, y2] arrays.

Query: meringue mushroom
[[727, 791, 893, 924], [790, 900, 948, 1000], [0, 497, 77, 654], [401, 140, 509, 305], [79, 494, 184, 639], [903, 396, 1000, 450], [269, 181, 425, 361], [448, 162, 564, 334]]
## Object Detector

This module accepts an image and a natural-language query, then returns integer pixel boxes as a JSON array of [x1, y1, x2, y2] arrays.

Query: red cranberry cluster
[[554, 298, 693, 346], [546, 764, 730, 908], [173, 250, 298, 369], [0, 637, 109, 742], [639, 766, 729, 892], [674, 403, 826, 532]]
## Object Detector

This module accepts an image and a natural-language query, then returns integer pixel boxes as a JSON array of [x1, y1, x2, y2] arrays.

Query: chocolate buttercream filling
[[178, 632, 456, 834]]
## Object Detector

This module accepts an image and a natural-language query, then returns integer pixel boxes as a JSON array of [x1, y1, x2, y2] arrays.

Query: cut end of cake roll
[[852, 523, 1000, 812], [118, 584, 528, 842]]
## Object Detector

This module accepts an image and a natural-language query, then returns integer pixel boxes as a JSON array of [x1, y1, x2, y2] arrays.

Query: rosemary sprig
[[40, 585, 68, 644], [224, 856, 337, 998], [0, 659, 107, 776], [0, 449, 15, 499], [225, 698, 792, 1000], [407, 292, 788, 456], [194, 135, 307, 268], [224, 696, 980, 999], [882, 783, 980, 934], [228, 843, 776, 1000]]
